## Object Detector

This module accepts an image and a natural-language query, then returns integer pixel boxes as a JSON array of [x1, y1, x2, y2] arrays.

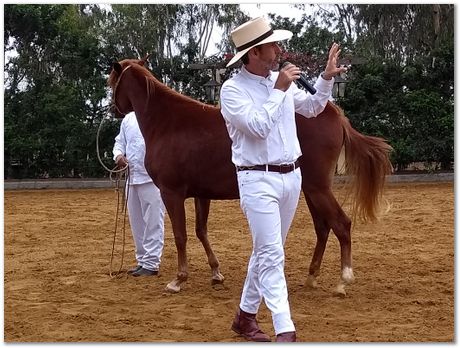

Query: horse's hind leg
[[194, 198, 224, 286], [304, 195, 330, 289], [304, 188, 354, 296]]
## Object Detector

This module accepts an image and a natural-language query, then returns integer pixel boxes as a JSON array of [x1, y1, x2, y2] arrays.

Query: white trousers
[[126, 182, 165, 271], [237, 167, 301, 335]]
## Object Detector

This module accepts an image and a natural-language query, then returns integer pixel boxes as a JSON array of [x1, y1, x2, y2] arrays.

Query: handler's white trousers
[[237, 167, 301, 335], [126, 182, 165, 272]]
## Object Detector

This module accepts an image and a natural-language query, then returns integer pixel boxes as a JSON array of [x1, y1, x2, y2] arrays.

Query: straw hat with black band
[[226, 17, 293, 68]]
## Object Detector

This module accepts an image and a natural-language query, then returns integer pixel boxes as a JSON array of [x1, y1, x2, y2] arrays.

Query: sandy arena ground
[[4, 182, 454, 342]]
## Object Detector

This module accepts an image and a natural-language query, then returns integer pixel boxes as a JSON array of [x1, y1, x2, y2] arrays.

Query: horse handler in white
[[220, 17, 347, 342], [113, 111, 165, 277]]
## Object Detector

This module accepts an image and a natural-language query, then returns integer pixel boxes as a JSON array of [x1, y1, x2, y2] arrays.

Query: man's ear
[[248, 47, 258, 60], [112, 62, 123, 74]]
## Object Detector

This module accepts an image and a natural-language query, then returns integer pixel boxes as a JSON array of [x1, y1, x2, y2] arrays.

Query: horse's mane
[[120, 59, 219, 113]]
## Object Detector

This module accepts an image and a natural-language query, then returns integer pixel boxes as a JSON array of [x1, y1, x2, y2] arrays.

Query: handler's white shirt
[[113, 112, 152, 185], [220, 66, 333, 167]]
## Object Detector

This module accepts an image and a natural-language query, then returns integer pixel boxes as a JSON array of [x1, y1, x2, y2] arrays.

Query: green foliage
[[4, 4, 246, 178], [283, 4, 454, 171], [5, 4, 111, 178], [4, 4, 454, 178], [402, 90, 453, 169], [339, 56, 453, 170]]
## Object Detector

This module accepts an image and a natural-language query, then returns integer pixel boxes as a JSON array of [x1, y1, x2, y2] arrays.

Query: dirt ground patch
[[4, 182, 454, 342]]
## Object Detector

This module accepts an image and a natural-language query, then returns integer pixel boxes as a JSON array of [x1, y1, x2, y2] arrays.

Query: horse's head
[[108, 55, 151, 118]]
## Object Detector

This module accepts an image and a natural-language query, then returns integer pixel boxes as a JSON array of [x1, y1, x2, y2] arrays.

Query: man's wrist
[[321, 72, 333, 81]]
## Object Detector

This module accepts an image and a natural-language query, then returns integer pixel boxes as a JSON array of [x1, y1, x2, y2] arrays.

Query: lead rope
[[108, 168, 130, 279], [96, 114, 130, 279]]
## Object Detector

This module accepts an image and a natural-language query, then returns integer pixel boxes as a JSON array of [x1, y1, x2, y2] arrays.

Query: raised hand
[[323, 43, 348, 80]]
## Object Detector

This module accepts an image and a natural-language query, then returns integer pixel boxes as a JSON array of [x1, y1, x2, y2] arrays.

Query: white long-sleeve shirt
[[220, 66, 333, 167], [112, 112, 152, 185]]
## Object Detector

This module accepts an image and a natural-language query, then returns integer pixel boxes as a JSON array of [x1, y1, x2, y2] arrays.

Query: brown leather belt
[[236, 160, 300, 174]]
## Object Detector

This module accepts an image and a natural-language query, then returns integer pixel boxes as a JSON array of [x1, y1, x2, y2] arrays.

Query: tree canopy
[[4, 4, 454, 178]]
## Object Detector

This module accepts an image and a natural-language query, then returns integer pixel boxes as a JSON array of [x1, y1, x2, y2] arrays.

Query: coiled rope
[[96, 113, 130, 279]]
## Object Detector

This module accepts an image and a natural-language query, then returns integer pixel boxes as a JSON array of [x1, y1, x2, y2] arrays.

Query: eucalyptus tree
[[99, 4, 180, 78], [99, 4, 245, 95], [4, 4, 109, 178], [4, 4, 248, 178], [269, 12, 345, 79]]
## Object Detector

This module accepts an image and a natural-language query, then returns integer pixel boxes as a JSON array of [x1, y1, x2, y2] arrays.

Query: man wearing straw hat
[[220, 17, 347, 342]]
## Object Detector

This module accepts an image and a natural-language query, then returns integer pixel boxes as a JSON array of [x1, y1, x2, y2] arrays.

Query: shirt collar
[[241, 65, 275, 83]]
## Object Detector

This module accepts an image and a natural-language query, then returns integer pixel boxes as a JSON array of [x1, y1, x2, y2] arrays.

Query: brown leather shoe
[[231, 308, 271, 342], [276, 331, 296, 342]]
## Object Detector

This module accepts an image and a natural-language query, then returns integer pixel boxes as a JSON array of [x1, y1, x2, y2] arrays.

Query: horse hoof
[[211, 274, 225, 285], [211, 279, 224, 286], [165, 282, 181, 293], [306, 275, 318, 288], [333, 284, 347, 297]]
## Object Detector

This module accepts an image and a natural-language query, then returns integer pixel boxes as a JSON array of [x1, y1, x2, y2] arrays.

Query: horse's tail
[[337, 105, 393, 222]]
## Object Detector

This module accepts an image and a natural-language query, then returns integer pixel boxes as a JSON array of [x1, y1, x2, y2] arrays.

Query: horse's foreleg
[[304, 188, 354, 296], [161, 193, 189, 293], [194, 198, 224, 286]]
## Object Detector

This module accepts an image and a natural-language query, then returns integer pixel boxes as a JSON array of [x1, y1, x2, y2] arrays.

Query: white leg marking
[[342, 267, 355, 284]]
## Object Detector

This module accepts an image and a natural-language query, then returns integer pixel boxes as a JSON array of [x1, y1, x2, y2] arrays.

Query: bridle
[[111, 64, 133, 116]]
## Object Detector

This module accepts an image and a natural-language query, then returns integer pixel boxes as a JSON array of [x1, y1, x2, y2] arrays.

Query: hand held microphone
[[281, 61, 317, 95]]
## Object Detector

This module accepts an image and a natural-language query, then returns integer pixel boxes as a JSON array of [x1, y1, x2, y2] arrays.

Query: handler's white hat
[[226, 17, 293, 67]]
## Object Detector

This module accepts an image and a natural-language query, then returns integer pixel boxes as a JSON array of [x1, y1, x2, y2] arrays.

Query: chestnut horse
[[108, 57, 392, 295]]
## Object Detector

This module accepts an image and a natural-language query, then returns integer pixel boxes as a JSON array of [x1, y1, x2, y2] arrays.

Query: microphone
[[281, 61, 317, 95]]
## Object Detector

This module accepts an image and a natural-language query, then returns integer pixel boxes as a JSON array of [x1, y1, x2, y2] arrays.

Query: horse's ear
[[112, 62, 123, 75], [140, 54, 151, 66]]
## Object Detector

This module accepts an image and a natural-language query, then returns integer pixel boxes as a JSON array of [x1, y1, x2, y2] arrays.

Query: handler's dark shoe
[[127, 265, 142, 275], [276, 331, 296, 342], [132, 267, 158, 277], [231, 308, 271, 342]]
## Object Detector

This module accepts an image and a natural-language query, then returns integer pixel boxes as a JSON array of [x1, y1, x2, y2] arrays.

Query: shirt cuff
[[316, 74, 335, 91], [113, 151, 123, 161]]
